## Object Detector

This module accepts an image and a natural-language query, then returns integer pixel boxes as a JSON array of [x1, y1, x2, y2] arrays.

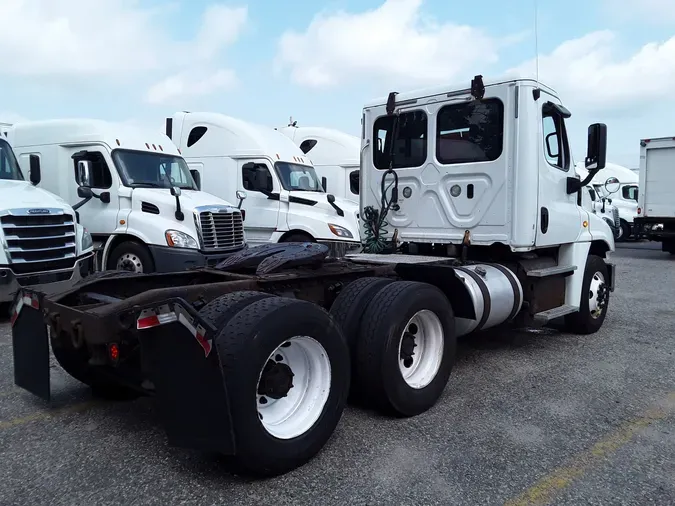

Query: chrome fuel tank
[[453, 264, 523, 337]]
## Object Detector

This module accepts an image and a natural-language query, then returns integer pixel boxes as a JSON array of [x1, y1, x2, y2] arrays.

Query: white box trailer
[[276, 124, 361, 205], [634, 136, 675, 253]]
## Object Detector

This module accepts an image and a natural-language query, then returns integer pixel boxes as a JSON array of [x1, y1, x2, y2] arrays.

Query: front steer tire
[[355, 281, 456, 417], [215, 297, 350, 477], [563, 254, 610, 334]]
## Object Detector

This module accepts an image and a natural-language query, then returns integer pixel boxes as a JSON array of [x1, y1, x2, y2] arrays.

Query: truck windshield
[[275, 161, 324, 192], [112, 150, 197, 190], [0, 139, 24, 181]]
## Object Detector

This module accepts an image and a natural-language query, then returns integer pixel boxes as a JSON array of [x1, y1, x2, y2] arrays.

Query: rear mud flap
[[135, 301, 236, 455], [11, 291, 51, 402]]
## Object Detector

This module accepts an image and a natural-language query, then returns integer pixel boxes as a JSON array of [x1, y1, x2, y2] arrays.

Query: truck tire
[[107, 241, 155, 273], [50, 341, 140, 401], [617, 220, 630, 242], [215, 297, 350, 476], [329, 276, 395, 392], [198, 290, 276, 329], [355, 281, 456, 417], [564, 254, 610, 334]]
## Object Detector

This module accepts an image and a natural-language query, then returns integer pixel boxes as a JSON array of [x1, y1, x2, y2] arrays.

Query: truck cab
[[0, 135, 94, 303], [8, 120, 246, 273], [166, 112, 361, 251], [576, 161, 638, 241], [276, 124, 361, 205], [358, 77, 615, 323]]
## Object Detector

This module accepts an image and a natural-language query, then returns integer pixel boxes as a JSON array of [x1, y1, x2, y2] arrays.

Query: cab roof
[[9, 119, 180, 156], [276, 126, 360, 166], [363, 77, 559, 109]]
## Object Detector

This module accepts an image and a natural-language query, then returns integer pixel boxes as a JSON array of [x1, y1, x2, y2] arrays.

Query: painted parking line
[[504, 391, 675, 506], [0, 400, 100, 431]]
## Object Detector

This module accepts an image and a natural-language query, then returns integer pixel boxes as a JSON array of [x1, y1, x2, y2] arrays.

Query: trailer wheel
[[564, 254, 610, 334], [50, 341, 140, 400], [355, 281, 456, 417], [108, 241, 155, 273], [329, 276, 395, 391], [198, 290, 276, 329], [216, 297, 350, 476]]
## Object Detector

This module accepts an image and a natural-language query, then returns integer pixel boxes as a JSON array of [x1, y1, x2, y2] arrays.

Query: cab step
[[526, 265, 577, 278], [533, 305, 579, 325]]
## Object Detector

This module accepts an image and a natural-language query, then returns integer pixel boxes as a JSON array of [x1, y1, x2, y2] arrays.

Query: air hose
[[361, 167, 399, 254]]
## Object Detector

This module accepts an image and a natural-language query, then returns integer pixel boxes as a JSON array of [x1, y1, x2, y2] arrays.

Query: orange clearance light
[[116, 139, 121, 146], [159, 145, 163, 151], [276, 153, 280, 159], [583, 220, 588, 228], [119, 219, 126, 225], [178, 148, 181, 154], [152, 144, 156, 150], [145, 143, 150, 149], [108, 343, 120, 362]]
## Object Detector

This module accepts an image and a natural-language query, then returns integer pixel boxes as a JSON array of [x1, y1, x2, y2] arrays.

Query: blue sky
[[2, 0, 675, 168]]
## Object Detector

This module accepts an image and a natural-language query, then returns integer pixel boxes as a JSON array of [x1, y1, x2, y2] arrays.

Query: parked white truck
[[165, 113, 361, 250], [577, 165, 621, 239], [12, 75, 616, 478], [576, 161, 639, 241], [7, 120, 246, 273], [634, 136, 675, 253], [276, 123, 361, 205], [0, 135, 94, 304]]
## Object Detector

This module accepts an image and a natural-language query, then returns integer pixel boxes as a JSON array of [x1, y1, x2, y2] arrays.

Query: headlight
[[81, 228, 93, 251], [165, 230, 199, 249], [328, 223, 353, 239]]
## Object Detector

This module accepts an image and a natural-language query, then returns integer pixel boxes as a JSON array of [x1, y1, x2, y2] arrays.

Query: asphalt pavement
[[0, 242, 673, 506]]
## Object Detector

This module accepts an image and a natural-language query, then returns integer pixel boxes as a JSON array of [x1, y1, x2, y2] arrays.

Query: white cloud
[[507, 31, 675, 110], [0, 0, 247, 103], [602, 0, 675, 23], [145, 69, 237, 104], [274, 0, 504, 89]]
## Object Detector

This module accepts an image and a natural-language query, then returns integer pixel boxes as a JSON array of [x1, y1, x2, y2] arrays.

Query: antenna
[[288, 116, 297, 127], [534, 0, 540, 85]]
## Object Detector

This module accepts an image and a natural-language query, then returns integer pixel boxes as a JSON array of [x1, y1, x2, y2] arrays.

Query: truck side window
[[242, 163, 273, 193], [73, 152, 113, 189], [299, 139, 317, 154], [436, 99, 504, 164], [373, 110, 427, 169], [622, 185, 638, 201], [349, 170, 359, 195], [542, 105, 570, 172]]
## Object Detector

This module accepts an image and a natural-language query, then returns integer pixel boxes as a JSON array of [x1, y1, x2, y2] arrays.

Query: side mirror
[[605, 177, 620, 194], [170, 186, 182, 197], [99, 191, 111, 204], [190, 169, 201, 190], [77, 160, 92, 187], [327, 194, 336, 204], [545, 132, 558, 159], [77, 186, 93, 199], [29, 155, 41, 185], [236, 190, 247, 209], [585, 123, 607, 172]]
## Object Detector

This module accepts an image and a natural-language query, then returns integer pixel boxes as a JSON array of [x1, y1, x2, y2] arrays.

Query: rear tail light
[[637, 207, 641, 214]]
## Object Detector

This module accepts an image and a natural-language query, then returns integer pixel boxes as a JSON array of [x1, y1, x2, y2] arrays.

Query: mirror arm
[[72, 197, 93, 211], [567, 170, 598, 195]]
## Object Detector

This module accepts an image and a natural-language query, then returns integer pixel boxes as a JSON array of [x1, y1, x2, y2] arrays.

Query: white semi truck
[[8, 120, 246, 273], [11, 75, 616, 478], [0, 135, 95, 305], [276, 123, 361, 205], [634, 136, 675, 253], [165, 112, 361, 251], [576, 161, 639, 241]]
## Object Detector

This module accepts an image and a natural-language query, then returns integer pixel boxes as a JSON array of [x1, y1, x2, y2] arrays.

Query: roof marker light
[[145, 143, 150, 149], [159, 145, 163, 151], [152, 144, 156, 150], [116, 139, 121, 146]]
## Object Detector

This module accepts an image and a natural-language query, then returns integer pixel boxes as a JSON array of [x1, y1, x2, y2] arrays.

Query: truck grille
[[194, 207, 245, 252], [1, 209, 77, 275], [612, 207, 620, 228]]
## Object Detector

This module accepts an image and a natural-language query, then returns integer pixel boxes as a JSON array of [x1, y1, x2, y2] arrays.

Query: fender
[[101, 228, 154, 269]]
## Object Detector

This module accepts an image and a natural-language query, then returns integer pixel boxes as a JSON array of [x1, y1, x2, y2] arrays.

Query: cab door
[[68, 147, 122, 236], [238, 160, 282, 244], [535, 95, 584, 247]]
